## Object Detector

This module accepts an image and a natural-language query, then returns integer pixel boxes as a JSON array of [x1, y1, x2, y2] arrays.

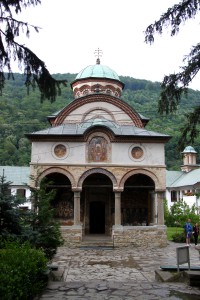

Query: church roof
[[75, 63, 120, 81], [0, 166, 29, 185], [166, 169, 200, 188], [27, 122, 170, 139], [78, 118, 119, 130]]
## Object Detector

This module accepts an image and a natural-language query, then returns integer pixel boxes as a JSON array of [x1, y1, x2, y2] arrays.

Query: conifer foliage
[[145, 0, 200, 149], [0, 173, 63, 259], [0, 173, 24, 239], [28, 178, 64, 259], [0, 0, 67, 101]]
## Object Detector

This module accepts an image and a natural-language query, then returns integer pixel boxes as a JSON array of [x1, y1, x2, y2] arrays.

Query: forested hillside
[[0, 73, 200, 170]]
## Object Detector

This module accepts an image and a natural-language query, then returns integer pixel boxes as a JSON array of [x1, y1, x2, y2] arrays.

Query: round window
[[131, 146, 144, 159], [54, 144, 67, 158]]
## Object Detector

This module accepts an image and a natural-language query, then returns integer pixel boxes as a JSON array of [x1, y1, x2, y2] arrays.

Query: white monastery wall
[[31, 141, 165, 166], [11, 186, 31, 209], [112, 143, 165, 165], [166, 190, 199, 211]]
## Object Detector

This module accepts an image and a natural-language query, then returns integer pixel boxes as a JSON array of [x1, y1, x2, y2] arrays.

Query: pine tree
[[0, 173, 25, 239], [27, 179, 64, 259], [0, 0, 67, 102], [145, 0, 200, 149], [0, 172, 63, 259]]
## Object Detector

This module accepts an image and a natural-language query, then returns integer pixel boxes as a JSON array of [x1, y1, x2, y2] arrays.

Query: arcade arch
[[121, 174, 155, 226], [78, 168, 118, 189], [37, 167, 76, 187], [119, 169, 159, 190], [42, 172, 74, 225], [37, 168, 162, 235]]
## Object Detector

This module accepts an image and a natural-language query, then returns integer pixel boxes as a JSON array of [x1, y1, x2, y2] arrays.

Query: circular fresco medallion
[[131, 146, 144, 159], [54, 144, 67, 158]]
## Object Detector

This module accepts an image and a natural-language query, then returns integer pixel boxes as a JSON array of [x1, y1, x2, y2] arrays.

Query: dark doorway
[[82, 173, 114, 235], [90, 201, 105, 233]]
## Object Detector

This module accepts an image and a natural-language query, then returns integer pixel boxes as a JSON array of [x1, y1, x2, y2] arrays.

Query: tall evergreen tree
[[0, 173, 24, 239], [26, 178, 64, 259], [0, 172, 63, 259], [145, 0, 200, 149], [0, 0, 67, 101]]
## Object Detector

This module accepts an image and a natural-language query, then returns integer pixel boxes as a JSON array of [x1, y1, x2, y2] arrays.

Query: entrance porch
[[42, 170, 167, 248]]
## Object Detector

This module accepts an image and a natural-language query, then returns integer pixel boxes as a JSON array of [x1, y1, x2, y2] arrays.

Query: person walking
[[184, 218, 193, 246], [193, 222, 199, 246]]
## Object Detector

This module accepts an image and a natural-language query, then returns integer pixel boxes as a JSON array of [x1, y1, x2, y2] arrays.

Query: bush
[[167, 227, 184, 240], [0, 240, 48, 300], [164, 199, 200, 228], [171, 232, 186, 243], [171, 232, 194, 243]]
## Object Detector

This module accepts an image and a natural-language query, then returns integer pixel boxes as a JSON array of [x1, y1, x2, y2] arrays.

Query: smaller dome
[[182, 146, 197, 153], [76, 64, 120, 81]]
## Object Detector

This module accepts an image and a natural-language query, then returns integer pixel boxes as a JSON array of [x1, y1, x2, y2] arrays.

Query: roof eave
[[26, 132, 171, 143]]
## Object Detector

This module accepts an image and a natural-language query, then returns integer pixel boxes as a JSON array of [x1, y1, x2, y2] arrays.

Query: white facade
[[31, 141, 165, 166]]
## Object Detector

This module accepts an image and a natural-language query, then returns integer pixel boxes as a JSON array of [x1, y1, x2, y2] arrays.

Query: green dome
[[76, 64, 120, 81], [182, 146, 197, 153]]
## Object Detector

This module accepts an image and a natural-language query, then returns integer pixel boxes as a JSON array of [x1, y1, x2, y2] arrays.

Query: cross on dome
[[94, 48, 103, 64]]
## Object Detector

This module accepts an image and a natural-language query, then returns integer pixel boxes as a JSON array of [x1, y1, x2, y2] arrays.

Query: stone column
[[74, 191, 80, 225], [150, 191, 157, 225], [115, 192, 121, 225], [157, 191, 165, 225]]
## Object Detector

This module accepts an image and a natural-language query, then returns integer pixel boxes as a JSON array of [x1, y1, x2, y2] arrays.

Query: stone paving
[[38, 242, 200, 299]]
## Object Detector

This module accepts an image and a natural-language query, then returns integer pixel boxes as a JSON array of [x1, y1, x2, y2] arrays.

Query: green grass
[[167, 227, 184, 241]]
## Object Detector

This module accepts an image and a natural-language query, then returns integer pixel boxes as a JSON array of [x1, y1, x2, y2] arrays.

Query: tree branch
[[178, 106, 200, 150], [0, 0, 67, 101], [145, 0, 200, 44]]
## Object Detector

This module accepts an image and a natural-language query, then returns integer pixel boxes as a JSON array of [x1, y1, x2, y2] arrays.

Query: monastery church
[[26, 55, 171, 247]]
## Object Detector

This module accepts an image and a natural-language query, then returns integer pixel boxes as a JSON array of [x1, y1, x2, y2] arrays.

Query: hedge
[[0, 241, 48, 300]]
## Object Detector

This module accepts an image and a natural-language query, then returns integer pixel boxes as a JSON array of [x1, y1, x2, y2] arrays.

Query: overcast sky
[[17, 0, 200, 90]]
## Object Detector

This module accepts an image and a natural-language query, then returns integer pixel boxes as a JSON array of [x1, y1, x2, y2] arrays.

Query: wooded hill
[[0, 73, 200, 170]]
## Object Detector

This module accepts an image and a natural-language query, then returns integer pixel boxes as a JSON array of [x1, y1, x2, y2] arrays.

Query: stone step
[[80, 235, 114, 249], [80, 241, 114, 247], [184, 270, 200, 287]]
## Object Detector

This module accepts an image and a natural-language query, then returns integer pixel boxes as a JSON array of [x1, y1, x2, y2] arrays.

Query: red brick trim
[[54, 94, 143, 128]]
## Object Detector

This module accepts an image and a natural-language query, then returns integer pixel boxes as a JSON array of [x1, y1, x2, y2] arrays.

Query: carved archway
[[37, 167, 76, 188], [78, 168, 118, 190], [119, 169, 159, 190]]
